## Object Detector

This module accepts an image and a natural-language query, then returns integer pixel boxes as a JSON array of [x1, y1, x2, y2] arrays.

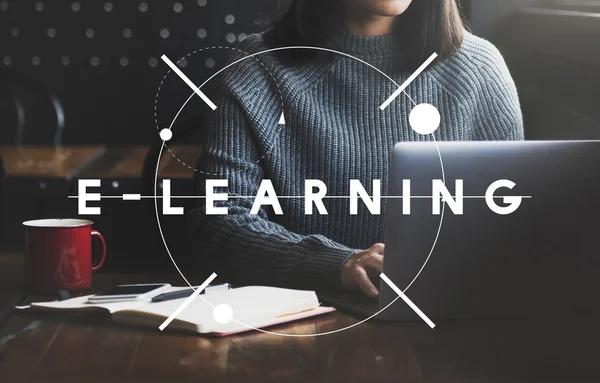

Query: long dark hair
[[269, 0, 465, 70]]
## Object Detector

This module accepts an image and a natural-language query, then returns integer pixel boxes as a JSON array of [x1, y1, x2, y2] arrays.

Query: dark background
[[0, 0, 283, 146], [0, 4, 598, 379], [1, 0, 599, 146], [0, 0, 599, 271]]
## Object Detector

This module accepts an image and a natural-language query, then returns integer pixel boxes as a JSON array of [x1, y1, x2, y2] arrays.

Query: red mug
[[23, 219, 107, 293]]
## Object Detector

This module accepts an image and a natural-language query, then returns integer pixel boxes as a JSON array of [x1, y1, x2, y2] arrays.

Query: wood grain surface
[[0, 252, 598, 383], [0, 147, 105, 179]]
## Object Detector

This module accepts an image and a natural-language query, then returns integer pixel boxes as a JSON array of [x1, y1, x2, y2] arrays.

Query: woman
[[194, 0, 523, 297]]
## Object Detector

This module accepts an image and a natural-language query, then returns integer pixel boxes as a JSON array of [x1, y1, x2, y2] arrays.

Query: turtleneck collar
[[321, 15, 400, 58]]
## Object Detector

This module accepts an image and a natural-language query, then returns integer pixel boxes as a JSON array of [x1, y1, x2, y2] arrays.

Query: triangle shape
[[278, 112, 286, 125]]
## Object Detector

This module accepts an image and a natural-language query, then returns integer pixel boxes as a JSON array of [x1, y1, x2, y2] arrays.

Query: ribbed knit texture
[[193, 28, 524, 291]]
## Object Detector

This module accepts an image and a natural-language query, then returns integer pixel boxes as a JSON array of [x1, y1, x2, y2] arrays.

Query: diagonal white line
[[379, 52, 438, 110], [158, 272, 218, 331], [161, 55, 217, 111], [380, 272, 436, 329]]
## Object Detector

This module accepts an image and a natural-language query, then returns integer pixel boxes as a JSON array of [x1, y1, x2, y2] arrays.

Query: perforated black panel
[[0, 0, 279, 145]]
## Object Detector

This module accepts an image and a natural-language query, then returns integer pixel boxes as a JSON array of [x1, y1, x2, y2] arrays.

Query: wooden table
[[0, 146, 105, 179], [0, 145, 201, 180], [74, 145, 202, 180], [0, 252, 24, 330], [0, 252, 598, 382]]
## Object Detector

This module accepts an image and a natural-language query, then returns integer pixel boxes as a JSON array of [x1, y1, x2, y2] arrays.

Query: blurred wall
[[490, 1, 600, 140], [468, 0, 530, 37]]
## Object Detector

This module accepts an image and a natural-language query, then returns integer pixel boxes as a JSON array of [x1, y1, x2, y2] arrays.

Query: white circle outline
[[154, 45, 446, 336]]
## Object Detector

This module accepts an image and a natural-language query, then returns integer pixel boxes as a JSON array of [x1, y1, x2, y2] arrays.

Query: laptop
[[319, 141, 600, 321]]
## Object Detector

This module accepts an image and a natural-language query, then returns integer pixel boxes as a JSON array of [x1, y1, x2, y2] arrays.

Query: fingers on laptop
[[354, 267, 379, 298], [364, 252, 384, 272], [362, 252, 384, 297], [341, 243, 385, 298], [371, 243, 385, 253]]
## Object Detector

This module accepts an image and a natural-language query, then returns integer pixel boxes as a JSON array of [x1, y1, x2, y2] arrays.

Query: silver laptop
[[321, 141, 600, 321]]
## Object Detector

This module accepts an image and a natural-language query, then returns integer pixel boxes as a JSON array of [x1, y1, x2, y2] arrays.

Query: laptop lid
[[379, 141, 600, 321]]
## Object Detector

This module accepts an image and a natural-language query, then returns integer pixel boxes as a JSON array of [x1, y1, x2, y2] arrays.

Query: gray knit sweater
[[193, 28, 524, 291]]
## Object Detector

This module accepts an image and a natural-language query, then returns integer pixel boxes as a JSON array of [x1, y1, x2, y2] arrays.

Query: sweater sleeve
[[473, 42, 525, 141], [191, 85, 357, 291]]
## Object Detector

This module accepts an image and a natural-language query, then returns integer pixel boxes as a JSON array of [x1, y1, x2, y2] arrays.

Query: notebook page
[[27, 286, 194, 313], [117, 286, 320, 332], [29, 295, 148, 313]]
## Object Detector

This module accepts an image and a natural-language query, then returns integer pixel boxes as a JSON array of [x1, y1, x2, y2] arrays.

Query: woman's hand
[[341, 243, 384, 298]]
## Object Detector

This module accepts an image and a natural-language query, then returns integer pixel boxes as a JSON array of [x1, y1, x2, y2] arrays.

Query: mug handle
[[91, 230, 107, 271]]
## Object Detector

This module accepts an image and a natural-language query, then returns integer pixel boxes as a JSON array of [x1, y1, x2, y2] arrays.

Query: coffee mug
[[23, 219, 107, 293]]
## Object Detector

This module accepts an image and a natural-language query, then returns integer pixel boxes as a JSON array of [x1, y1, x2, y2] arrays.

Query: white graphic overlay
[[380, 52, 438, 110], [122, 194, 141, 201], [158, 272, 217, 331], [151, 48, 448, 336], [159, 128, 173, 141], [155, 46, 419, 174], [409, 103, 441, 135], [213, 304, 234, 324], [380, 272, 435, 329], [160, 54, 217, 111]]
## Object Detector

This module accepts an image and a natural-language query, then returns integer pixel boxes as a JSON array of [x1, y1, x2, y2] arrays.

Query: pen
[[151, 283, 231, 302]]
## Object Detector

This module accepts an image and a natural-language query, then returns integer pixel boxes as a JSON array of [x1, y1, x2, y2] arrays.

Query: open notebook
[[22, 286, 335, 336]]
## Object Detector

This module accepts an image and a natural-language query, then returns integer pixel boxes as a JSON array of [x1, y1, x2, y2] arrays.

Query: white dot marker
[[409, 103, 441, 135], [212, 304, 233, 324], [159, 128, 173, 141]]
